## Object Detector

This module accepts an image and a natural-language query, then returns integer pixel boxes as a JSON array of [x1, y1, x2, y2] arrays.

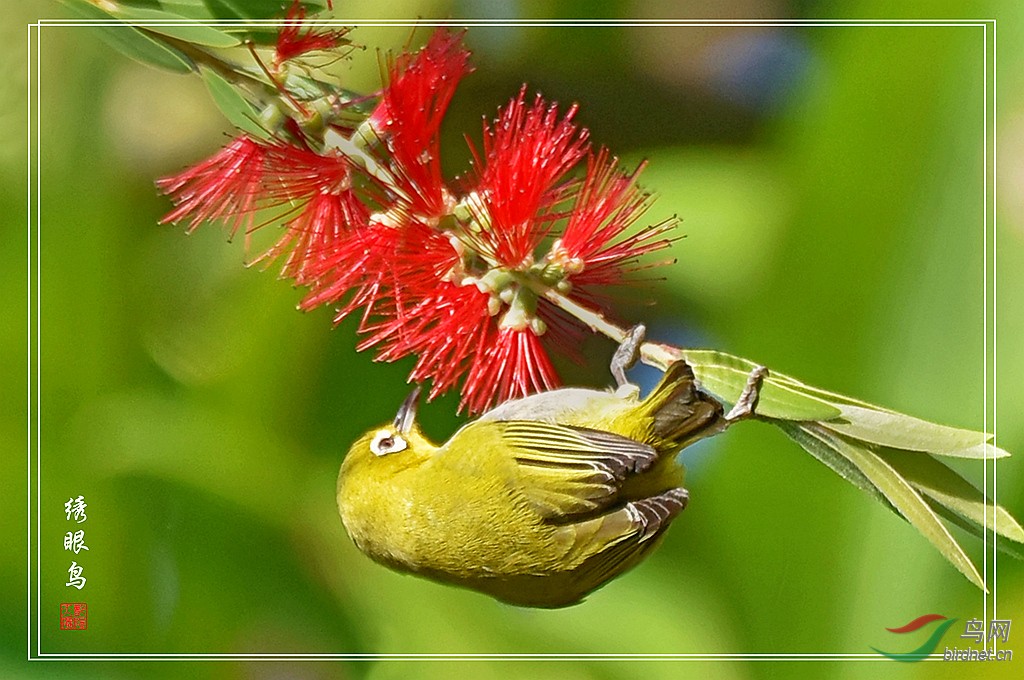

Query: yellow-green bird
[[336, 332, 765, 608]]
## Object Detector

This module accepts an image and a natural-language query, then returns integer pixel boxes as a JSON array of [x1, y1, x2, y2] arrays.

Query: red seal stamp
[[60, 603, 87, 630]]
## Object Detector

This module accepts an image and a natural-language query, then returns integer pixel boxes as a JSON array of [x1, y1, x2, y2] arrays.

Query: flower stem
[[528, 284, 681, 373]]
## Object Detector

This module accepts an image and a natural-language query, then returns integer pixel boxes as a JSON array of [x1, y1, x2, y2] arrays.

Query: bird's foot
[[724, 365, 768, 422], [611, 324, 646, 388]]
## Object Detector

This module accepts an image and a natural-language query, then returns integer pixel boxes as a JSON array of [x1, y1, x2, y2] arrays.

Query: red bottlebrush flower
[[160, 136, 374, 282], [275, 0, 349, 65], [298, 218, 407, 324], [368, 29, 470, 137], [302, 206, 563, 409], [261, 141, 352, 200], [469, 88, 590, 266], [253, 142, 370, 282], [460, 327, 559, 414], [303, 217, 525, 405], [157, 136, 268, 240], [368, 29, 472, 218], [157, 28, 672, 415], [301, 216, 460, 323], [257, 189, 370, 284], [364, 280, 496, 400], [557, 149, 676, 290]]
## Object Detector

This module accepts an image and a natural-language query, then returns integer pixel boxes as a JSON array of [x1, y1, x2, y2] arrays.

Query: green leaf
[[110, 6, 242, 48], [765, 371, 1007, 459], [824, 403, 1001, 459], [205, 0, 326, 20], [280, 73, 334, 101], [200, 66, 269, 139], [157, 0, 215, 19], [877, 448, 1024, 544], [685, 349, 1007, 460], [682, 350, 842, 421], [774, 421, 890, 508], [801, 423, 986, 591], [62, 0, 195, 74], [929, 502, 1024, 561], [219, 24, 282, 46], [767, 369, 943, 412]]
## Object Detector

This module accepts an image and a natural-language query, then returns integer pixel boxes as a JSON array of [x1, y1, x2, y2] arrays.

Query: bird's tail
[[642, 361, 725, 448]]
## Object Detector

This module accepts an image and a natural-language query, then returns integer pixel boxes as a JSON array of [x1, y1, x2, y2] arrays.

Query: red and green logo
[[872, 614, 958, 661]]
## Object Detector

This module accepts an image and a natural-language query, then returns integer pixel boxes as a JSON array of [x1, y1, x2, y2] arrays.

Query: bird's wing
[[498, 420, 659, 519], [553, 487, 689, 587]]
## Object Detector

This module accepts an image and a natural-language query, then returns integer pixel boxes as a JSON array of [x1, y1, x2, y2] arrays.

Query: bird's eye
[[371, 429, 407, 456]]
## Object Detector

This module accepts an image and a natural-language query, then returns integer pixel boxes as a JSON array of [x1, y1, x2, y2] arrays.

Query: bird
[[336, 327, 763, 607]]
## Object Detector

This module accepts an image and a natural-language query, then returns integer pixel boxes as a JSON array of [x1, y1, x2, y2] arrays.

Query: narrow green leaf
[[219, 24, 281, 46], [682, 350, 841, 421], [110, 6, 241, 48], [158, 0, 215, 19], [878, 448, 1024, 543], [926, 441, 1011, 460], [280, 73, 333, 101], [774, 421, 890, 508], [824, 403, 998, 458], [929, 502, 1024, 561], [766, 370, 909, 411], [62, 0, 195, 73], [685, 349, 1007, 460], [200, 66, 269, 139], [767, 369, 1006, 457], [204, 0, 325, 20], [803, 423, 986, 591]]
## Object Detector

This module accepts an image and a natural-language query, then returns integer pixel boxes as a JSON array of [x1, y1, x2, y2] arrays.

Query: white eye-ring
[[370, 429, 407, 456]]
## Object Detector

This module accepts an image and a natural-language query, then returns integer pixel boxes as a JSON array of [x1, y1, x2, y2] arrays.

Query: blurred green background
[[4, 0, 1024, 678]]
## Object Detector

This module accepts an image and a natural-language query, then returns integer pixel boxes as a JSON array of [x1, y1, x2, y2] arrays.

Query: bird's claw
[[611, 324, 646, 388], [724, 365, 768, 422]]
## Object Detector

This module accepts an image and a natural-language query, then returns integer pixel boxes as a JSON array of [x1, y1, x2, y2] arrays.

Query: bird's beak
[[393, 385, 422, 434]]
